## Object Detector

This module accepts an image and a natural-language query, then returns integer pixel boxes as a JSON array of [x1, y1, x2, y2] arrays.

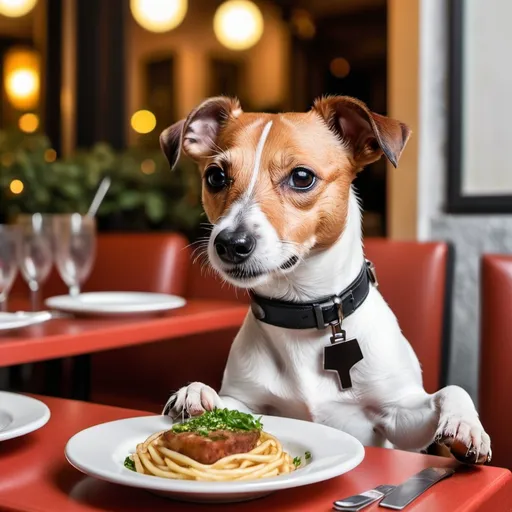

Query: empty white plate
[[0, 392, 50, 441], [65, 414, 364, 503], [45, 292, 186, 316], [0, 311, 53, 331]]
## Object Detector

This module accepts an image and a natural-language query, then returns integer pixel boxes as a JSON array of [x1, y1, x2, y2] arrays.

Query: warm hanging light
[[130, 0, 187, 33], [214, 0, 264, 51], [4, 47, 40, 110], [0, 0, 37, 18]]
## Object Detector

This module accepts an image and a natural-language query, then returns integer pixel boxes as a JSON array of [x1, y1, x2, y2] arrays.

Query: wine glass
[[53, 214, 96, 296], [0, 225, 20, 312], [16, 214, 54, 311]]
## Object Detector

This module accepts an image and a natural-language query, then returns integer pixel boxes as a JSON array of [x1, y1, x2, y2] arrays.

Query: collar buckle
[[366, 260, 378, 287], [313, 294, 343, 331], [330, 296, 346, 342]]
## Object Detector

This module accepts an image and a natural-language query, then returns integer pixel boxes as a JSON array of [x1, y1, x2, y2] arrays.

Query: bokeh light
[[44, 148, 57, 162], [214, 1, 264, 51], [0, 0, 37, 18], [130, 0, 187, 33], [330, 57, 351, 79], [4, 48, 40, 110], [9, 179, 24, 194], [131, 110, 157, 134], [18, 112, 39, 133], [141, 159, 156, 175]]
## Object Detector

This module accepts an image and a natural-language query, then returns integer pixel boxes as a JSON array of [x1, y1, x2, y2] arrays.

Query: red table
[[0, 396, 510, 512], [0, 299, 247, 399], [0, 299, 247, 366]]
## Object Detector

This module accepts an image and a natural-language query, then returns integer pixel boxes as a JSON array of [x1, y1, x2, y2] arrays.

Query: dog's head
[[160, 96, 410, 288]]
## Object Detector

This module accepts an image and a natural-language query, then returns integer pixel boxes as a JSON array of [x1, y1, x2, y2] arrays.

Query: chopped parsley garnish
[[171, 408, 263, 435], [124, 456, 135, 471], [293, 451, 312, 468]]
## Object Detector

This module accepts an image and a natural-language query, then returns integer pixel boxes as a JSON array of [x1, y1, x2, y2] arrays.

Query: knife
[[379, 467, 455, 509]]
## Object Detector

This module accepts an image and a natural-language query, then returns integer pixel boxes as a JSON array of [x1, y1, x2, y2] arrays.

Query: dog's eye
[[289, 167, 316, 191], [205, 166, 228, 191]]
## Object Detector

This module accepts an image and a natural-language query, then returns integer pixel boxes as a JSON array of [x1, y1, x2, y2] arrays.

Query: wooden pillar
[[75, 0, 126, 149], [43, 0, 62, 154]]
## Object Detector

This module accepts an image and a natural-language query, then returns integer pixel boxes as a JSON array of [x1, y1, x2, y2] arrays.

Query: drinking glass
[[0, 225, 20, 312], [16, 214, 54, 311], [53, 214, 96, 296]]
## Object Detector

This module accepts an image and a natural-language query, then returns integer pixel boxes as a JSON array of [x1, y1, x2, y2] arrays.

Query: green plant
[[0, 130, 205, 238]]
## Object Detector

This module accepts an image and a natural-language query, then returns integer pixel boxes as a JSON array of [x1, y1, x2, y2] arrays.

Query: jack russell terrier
[[159, 95, 491, 465]]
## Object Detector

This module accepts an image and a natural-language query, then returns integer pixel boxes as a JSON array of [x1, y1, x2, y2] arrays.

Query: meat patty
[[163, 429, 260, 464]]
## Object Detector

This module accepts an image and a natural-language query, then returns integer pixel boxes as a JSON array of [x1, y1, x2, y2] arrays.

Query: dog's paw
[[435, 414, 492, 465], [162, 382, 224, 419]]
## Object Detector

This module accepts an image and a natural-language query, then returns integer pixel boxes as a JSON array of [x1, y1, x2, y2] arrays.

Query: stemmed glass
[[0, 225, 20, 312], [53, 214, 96, 296], [16, 214, 54, 311]]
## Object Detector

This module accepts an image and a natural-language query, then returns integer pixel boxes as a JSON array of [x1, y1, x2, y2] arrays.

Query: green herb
[[305, 451, 312, 460], [171, 408, 263, 434], [124, 456, 135, 471], [293, 456, 302, 468]]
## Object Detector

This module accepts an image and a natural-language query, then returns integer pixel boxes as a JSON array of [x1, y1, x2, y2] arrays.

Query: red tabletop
[[0, 300, 248, 366], [0, 396, 510, 512]]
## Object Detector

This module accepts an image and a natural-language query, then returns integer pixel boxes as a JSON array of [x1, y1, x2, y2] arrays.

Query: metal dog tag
[[324, 328, 363, 390]]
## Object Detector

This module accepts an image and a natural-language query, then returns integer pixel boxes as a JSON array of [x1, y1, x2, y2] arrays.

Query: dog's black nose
[[214, 229, 256, 264]]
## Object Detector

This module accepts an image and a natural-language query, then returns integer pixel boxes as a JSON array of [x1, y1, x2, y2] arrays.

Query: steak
[[163, 429, 260, 464]]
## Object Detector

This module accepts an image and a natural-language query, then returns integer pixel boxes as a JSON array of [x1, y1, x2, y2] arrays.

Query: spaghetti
[[124, 409, 299, 482]]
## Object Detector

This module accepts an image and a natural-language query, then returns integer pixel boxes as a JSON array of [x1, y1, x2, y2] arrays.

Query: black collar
[[250, 260, 377, 330]]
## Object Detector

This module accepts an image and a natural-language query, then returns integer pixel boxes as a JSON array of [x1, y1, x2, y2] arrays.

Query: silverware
[[379, 467, 455, 510], [333, 485, 396, 511]]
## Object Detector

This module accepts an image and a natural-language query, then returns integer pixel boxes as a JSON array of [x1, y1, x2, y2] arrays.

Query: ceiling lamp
[[214, 1, 264, 51], [130, 0, 187, 33], [0, 0, 37, 18], [4, 47, 40, 111]]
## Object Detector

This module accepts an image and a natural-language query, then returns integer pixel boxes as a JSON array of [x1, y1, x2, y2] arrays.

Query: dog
[[159, 95, 491, 465]]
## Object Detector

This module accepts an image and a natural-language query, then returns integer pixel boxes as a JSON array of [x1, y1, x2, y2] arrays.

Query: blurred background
[[0, 0, 389, 239], [0, 0, 511, 397]]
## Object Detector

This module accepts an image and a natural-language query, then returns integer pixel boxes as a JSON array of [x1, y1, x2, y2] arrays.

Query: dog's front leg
[[375, 385, 491, 464], [162, 382, 252, 418]]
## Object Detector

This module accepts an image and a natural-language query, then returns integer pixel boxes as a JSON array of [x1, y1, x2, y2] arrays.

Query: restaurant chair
[[479, 254, 512, 469], [364, 239, 453, 393]]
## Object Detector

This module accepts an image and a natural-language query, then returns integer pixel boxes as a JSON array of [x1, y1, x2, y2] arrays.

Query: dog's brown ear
[[160, 96, 242, 169], [312, 96, 411, 168]]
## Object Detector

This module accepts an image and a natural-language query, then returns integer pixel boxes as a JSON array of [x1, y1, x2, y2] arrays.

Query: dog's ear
[[312, 96, 411, 168], [160, 96, 242, 169]]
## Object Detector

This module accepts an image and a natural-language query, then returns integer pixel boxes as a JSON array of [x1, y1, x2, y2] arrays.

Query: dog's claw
[[435, 414, 491, 466]]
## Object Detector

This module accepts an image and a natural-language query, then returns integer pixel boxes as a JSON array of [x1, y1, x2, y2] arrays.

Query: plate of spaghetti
[[65, 409, 364, 503]]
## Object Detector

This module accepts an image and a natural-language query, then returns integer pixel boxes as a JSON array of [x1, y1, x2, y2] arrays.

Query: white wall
[[461, 0, 512, 195]]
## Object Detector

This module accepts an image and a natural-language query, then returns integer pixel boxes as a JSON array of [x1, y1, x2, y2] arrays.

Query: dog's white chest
[[247, 323, 359, 421]]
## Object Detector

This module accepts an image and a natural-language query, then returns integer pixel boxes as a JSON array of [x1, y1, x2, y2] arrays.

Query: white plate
[[65, 415, 364, 503], [45, 292, 186, 316], [0, 311, 52, 331], [0, 392, 50, 441]]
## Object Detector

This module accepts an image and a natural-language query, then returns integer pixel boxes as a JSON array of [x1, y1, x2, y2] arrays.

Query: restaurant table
[[0, 299, 248, 398], [0, 395, 510, 512]]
